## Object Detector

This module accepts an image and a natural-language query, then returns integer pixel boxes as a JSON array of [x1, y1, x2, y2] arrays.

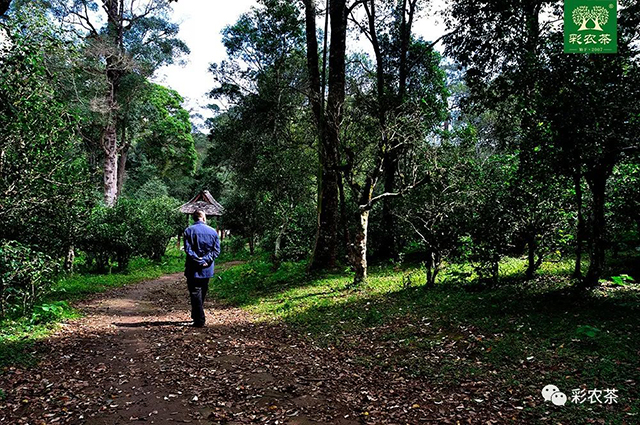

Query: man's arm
[[202, 231, 221, 265], [184, 230, 206, 265]]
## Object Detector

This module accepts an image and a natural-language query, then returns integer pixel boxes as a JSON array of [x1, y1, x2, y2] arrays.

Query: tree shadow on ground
[[114, 320, 191, 328]]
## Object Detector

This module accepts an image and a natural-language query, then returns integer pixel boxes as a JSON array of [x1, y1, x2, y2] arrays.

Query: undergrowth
[[213, 254, 640, 424]]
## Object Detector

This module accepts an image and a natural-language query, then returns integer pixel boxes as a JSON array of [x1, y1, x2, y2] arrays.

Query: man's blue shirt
[[184, 220, 220, 278]]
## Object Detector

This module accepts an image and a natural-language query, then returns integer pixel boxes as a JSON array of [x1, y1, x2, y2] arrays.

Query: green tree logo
[[564, 0, 617, 53], [572, 5, 609, 31]]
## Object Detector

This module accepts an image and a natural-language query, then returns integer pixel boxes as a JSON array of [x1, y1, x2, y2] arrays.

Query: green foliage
[[607, 160, 640, 254], [30, 301, 69, 325], [211, 254, 640, 422], [54, 244, 184, 299], [610, 274, 635, 287], [207, 0, 316, 260], [464, 154, 517, 283], [137, 197, 184, 260], [0, 241, 57, 318], [134, 84, 198, 178], [397, 142, 476, 285], [575, 324, 601, 339], [134, 176, 169, 199], [0, 6, 94, 257], [444, 0, 640, 287], [224, 235, 250, 256], [80, 197, 183, 271]]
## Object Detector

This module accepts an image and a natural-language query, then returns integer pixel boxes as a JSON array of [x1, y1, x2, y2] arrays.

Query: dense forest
[[3, 0, 638, 310], [1, 0, 640, 423]]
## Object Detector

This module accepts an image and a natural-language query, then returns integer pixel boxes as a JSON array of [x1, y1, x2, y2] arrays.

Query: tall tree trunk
[[116, 117, 129, 198], [310, 150, 340, 270], [102, 0, 124, 207], [573, 170, 584, 278], [379, 1, 415, 260], [306, 0, 346, 271], [321, 0, 329, 106], [583, 169, 608, 288], [365, 0, 396, 260]]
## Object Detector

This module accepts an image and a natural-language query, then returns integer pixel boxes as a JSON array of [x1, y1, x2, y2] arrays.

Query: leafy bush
[[30, 301, 69, 325], [225, 235, 248, 255], [0, 241, 57, 317], [81, 197, 183, 271], [0, 7, 93, 260], [137, 197, 184, 260], [134, 177, 169, 200], [82, 201, 138, 271]]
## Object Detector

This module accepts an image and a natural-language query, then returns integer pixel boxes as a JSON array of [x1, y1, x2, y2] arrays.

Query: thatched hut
[[180, 190, 224, 217], [179, 190, 225, 239]]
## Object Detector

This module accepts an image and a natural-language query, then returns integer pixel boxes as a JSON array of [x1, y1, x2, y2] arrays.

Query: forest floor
[[0, 259, 638, 424]]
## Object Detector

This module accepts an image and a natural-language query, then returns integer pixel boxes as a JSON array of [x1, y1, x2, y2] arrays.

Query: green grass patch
[[213, 254, 640, 423], [51, 245, 185, 300]]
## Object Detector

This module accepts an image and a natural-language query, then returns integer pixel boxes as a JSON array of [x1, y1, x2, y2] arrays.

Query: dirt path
[[0, 265, 516, 424], [0, 267, 366, 424]]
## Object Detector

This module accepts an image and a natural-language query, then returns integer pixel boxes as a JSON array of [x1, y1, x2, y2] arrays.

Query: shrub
[[137, 197, 184, 260], [30, 301, 69, 325], [81, 197, 183, 271], [0, 241, 57, 317]]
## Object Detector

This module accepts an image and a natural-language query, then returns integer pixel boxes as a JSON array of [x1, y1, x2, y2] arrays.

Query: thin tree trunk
[[274, 215, 289, 264], [116, 145, 128, 199], [380, 1, 415, 260], [492, 255, 500, 284], [249, 234, 255, 256], [64, 245, 75, 273], [583, 170, 608, 288], [425, 250, 441, 288], [366, 0, 396, 260], [116, 119, 129, 198], [103, 121, 119, 206], [381, 152, 398, 258], [352, 210, 370, 284], [525, 236, 537, 280], [573, 170, 583, 278]]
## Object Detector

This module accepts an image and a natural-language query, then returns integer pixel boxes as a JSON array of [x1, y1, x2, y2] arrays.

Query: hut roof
[[180, 190, 224, 216]]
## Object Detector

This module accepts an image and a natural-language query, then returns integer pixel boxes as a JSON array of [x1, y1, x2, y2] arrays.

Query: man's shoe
[[192, 322, 205, 328]]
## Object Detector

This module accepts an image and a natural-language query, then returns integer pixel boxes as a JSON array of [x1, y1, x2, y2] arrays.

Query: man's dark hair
[[192, 210, 206, 221]]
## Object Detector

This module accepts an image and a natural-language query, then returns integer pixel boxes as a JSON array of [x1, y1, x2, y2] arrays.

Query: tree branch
[[360, 172, 430, 212]]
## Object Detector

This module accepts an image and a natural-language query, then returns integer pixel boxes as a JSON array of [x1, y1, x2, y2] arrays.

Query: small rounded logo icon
[[542, 384, 560, 401], [552, 392, 568, 406]]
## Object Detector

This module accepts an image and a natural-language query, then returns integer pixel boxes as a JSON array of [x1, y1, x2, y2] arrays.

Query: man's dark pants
[[187, 277, 209, 325]]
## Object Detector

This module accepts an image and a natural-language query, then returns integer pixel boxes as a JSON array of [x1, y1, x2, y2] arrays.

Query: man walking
[[183, 210, 220, 327]]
